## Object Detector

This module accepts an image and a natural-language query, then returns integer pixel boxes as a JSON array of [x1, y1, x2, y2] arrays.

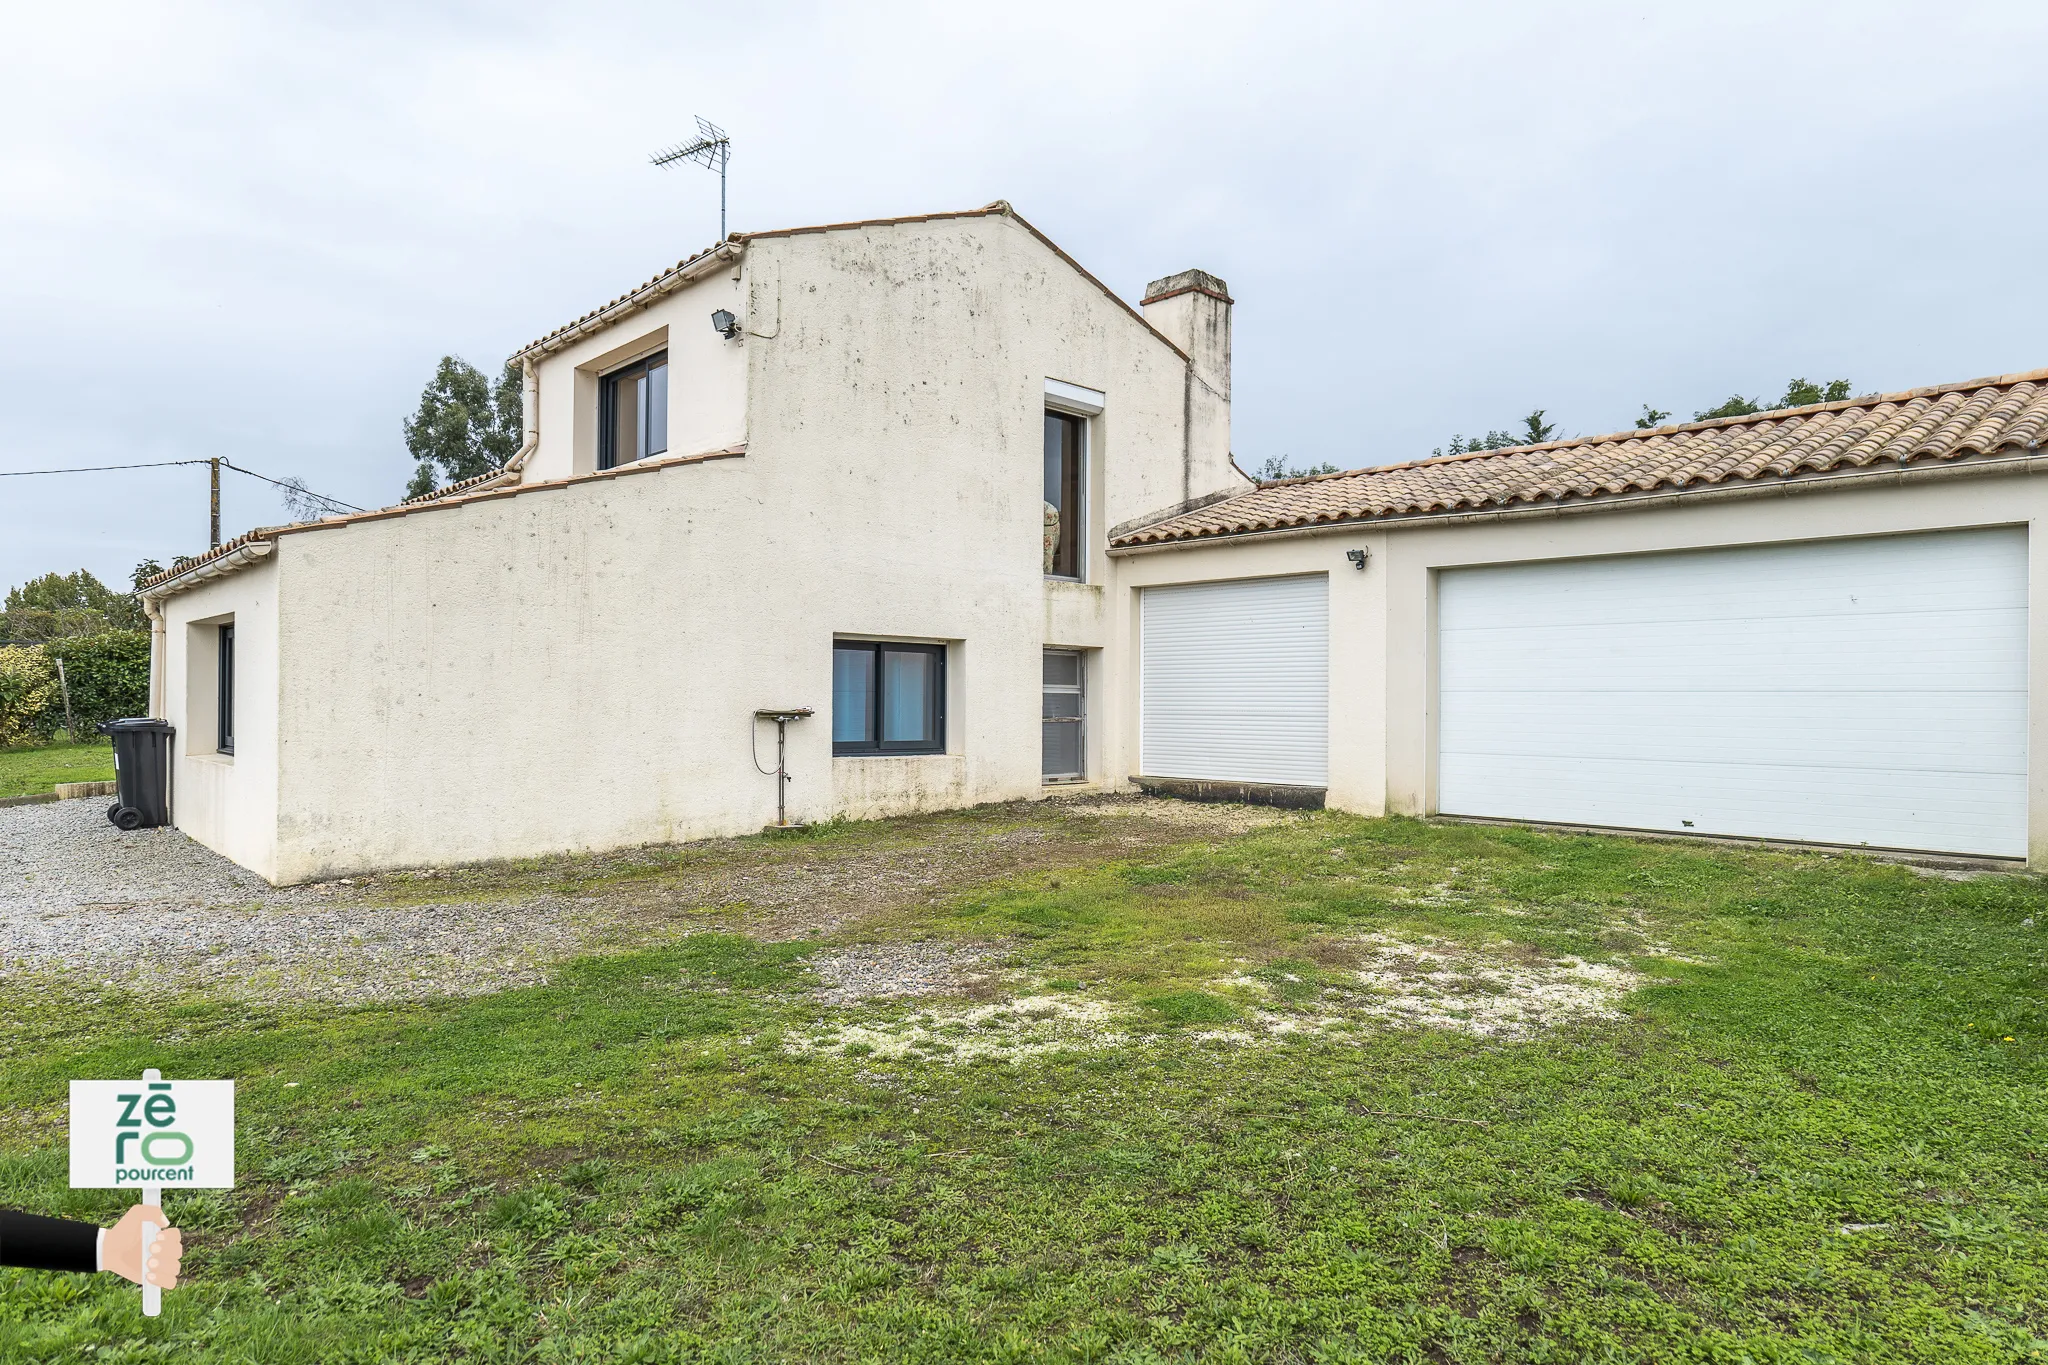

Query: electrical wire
[[0, 456, 365, 514], [0, 459, 213, 476]]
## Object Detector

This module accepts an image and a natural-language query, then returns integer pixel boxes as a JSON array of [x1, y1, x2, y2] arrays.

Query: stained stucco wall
[[157, 558, 281, 879], [1109, 466, 2048, 867], [242, 212, 1226, 881]]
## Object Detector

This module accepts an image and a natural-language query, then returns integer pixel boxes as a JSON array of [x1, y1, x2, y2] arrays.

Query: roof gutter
[[1108, 447, 2048, 555], [512, 241, 743, 363], [138, 539, 276, 602]]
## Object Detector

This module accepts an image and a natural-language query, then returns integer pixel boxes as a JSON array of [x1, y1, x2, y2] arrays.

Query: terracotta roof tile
[[1113, 369, 2048, 548]]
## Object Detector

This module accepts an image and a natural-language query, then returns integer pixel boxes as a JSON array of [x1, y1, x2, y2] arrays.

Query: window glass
[[832, 647, 875, 745], [599, 351, 668, 469], [1043, 411, 1083, 577], [881, 650, 934, 743], [645, 361, 669, 457], [217, 623, 236, 755], [834, 641, 945, 755]]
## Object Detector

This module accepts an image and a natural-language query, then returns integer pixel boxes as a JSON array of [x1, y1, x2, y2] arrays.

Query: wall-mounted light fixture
[[1346, 548, 1369, 572], [711, 308, 740, 339]]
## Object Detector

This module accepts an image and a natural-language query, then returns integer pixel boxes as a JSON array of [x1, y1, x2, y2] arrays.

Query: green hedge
[[0, 632, 149, 743]]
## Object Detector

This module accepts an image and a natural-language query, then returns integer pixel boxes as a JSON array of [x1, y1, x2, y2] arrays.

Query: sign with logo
[[69, 1076, 235, 1190]]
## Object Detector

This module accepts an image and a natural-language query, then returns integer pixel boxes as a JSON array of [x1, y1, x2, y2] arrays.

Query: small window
[[1042, 650, 1083, 780], [833, 641, 945, 755], [598, 351, 669, 469], [1043, 411, 1084, 578], [216, 623, 235, 755]]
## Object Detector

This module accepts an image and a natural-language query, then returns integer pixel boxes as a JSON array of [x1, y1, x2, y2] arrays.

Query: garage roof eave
[[1108, 446, 2048, 554]]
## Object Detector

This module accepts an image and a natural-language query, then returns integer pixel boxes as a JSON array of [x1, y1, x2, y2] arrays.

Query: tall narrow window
[[832, 641, 945, 755], [1043, 411, 1084, 578], [1042, 649, 1083, 780], [216, 623, 235, 755], [598, 351, 670, 469]]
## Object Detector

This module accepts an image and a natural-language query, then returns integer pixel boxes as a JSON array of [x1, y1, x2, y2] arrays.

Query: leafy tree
[[1254, 455, 1341, 481], [1431, 409, 1564, 459], [1777, 377, 1853, 408], [1636, 406, 1672, 429], [1433, 431, 1519, 459], [1695, 378, 1852, 422], [1, 569, 142, 641], [403, 357, 524, 499]]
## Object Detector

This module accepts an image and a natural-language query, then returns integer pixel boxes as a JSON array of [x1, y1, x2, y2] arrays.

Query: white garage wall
[[1436, 527, 2029, 856], [1140, 574, 1330, 786]]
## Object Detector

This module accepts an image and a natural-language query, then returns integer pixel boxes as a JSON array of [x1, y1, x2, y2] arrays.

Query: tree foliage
[[44, 631, 151, 734], [1693, 378, 1853, 422], [1254, 455, 1342, 481], [403, 357, 524, 499], [1636, 405, 1672, 429], [0, 646, 59, 745], [1433, 409, 1560, 459], [1, 569, 144, 641]]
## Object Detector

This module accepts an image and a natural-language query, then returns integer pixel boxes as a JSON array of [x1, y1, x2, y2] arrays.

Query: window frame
[[597, 349, 670, 470], [1043, 408, 1087, 581], [216, 622, 235, 756], [832, 640, 947, 757], [1042, 648, 1085, 782]]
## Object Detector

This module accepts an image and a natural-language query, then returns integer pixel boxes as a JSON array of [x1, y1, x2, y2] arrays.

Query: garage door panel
[[1439, 691, 2029, 771], [1437, 528, 2028, 857], [1440, 753, 2026, 852], [1447, 541, 2028, 628], [1141, 576, 1329, 787], [1443, 612, 2027, 692]]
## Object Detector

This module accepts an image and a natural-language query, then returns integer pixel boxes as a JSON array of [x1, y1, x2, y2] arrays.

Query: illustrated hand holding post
[[70, 1068, 233, 1316]]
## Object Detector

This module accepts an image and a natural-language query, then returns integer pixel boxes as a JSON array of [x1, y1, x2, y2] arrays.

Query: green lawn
[[1, 810, 2043, 1362], [0, 737, 113, 799]]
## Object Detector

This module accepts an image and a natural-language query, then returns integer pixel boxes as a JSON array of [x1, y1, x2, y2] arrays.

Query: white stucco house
[[138, 200, 2048, 880]]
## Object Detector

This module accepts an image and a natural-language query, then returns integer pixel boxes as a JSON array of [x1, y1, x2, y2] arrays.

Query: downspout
[[505, 357, 540, 479], [146, 599, 166, 717]]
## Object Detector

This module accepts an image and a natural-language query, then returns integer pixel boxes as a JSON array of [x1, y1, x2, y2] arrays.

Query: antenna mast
[[650, 116, 732, 238]]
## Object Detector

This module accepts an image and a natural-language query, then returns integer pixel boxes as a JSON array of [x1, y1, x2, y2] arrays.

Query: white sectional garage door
[[1141, 575, 1329, 787], [1436, 528, 2028, 857]]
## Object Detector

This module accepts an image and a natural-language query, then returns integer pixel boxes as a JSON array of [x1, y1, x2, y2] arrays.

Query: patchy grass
[[1, 810, 2044, 1362], [0, 737, 112, 799]]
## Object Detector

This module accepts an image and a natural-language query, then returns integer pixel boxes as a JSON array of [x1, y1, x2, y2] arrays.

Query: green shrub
[[44, 631, 149, 734], [0, 645, 59, 746]]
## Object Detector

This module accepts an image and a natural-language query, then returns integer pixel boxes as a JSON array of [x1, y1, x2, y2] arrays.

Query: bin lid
[[100, 717, 175, 734]]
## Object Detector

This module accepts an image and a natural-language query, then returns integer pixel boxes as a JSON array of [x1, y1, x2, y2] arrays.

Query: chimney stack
[[1141, 270, 1234, 502]]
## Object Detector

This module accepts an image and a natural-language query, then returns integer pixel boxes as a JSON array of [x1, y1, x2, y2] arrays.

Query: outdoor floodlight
[[712, 309, 739, 339]]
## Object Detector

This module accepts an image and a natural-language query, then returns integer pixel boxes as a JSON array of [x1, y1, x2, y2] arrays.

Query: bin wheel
[[111, 806, 145, 831], [107, 801, 123, 825]]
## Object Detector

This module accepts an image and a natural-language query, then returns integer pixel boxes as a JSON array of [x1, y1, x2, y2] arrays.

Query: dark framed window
[[832, 641, 945, 755], [1043, 410, 1084, 578], [217, 623, 235, 755], [598, 351, 669, 469]]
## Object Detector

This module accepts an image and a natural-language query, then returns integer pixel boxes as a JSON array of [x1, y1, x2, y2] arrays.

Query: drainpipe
[[146, 598, 166, 718]]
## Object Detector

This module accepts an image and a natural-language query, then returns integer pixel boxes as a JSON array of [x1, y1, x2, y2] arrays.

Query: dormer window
[[599, 351, 669, 469]]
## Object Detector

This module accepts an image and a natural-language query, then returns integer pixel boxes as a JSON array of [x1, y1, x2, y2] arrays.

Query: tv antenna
[[650, 116, 732, 239]]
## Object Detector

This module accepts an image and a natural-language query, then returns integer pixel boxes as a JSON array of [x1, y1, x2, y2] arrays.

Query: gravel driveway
[[1, 800, 579, 1002], [4, 794, 1291, 1006]]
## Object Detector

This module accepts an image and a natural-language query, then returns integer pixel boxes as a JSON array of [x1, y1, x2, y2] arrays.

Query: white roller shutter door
[[1141, 575, 1329, 786], [1437, 527, 2028, 857]]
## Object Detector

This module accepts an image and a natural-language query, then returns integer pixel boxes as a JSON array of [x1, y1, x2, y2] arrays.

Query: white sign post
[[69, 1069, 234, 1316]]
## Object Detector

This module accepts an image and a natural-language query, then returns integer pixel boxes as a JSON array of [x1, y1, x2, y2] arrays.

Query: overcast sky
[[4, 0, 2045, 598]]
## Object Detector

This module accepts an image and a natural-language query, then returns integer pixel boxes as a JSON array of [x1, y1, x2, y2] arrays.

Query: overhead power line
[[0, 456, 365, 517]]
